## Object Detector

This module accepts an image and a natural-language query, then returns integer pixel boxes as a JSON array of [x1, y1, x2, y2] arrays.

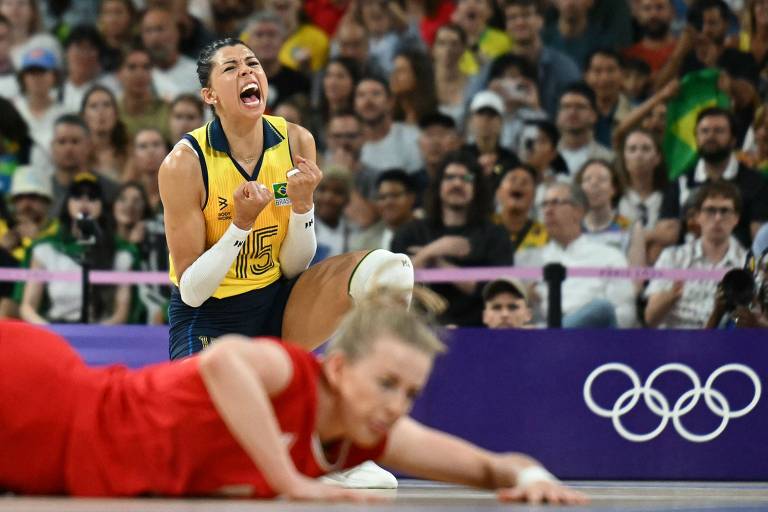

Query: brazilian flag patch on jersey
[[272, 182, 291, 206]]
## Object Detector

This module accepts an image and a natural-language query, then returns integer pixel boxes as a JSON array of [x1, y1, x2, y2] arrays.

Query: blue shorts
[[168, 277, 297, 360]]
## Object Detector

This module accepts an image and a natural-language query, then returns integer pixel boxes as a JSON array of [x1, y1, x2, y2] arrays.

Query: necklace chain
[[232, 152, 258, 164]]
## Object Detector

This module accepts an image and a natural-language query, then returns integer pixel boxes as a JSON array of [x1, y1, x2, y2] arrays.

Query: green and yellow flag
[[663, 68, 731, 178]]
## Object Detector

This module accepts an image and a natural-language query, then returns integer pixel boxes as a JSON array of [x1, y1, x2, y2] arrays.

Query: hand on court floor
[[497, 481, 590, 505], [287, 155, 322, 214], [281, 476, 390, 503], [233, 181, 273, 229]]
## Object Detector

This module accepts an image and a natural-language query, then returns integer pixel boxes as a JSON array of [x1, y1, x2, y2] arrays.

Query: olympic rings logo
[[583, 363, 762, 443]]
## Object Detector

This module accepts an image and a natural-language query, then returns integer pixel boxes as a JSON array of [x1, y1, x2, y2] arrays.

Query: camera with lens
[[719, 269, 755, 313], [75, 213, 101, 245]]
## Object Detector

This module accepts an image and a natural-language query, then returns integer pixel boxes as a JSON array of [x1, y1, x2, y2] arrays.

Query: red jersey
[[623, 41, 677, 73], [0, 322, 387, 497]]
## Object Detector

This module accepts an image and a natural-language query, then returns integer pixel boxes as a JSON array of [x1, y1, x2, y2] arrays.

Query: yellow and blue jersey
[[169, 115, 295, 299]]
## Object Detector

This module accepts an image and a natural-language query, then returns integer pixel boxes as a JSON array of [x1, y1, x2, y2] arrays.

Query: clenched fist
[[286, 155, 322, 214], [233, 181, 273, 230]]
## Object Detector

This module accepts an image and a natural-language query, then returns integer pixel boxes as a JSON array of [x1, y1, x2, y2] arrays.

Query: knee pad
[[348, 249, 414, 306]]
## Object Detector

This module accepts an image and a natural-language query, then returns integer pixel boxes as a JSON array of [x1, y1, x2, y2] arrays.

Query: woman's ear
[[201, 87, 217, 106], [323, 351, 347, 392]]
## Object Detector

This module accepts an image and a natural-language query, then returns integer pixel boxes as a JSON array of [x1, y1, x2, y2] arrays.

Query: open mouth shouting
[[239, 82, 262, 107]]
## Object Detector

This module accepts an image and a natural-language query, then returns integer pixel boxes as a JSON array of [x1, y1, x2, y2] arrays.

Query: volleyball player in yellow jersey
[[160, 39, 414, 367]]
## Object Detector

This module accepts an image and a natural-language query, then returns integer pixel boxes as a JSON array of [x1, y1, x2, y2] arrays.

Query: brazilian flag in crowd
[[663, 68, 731, 179]]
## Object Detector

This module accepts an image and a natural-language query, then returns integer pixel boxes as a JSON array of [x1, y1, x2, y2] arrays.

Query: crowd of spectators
[[0, 0, 767, 329]]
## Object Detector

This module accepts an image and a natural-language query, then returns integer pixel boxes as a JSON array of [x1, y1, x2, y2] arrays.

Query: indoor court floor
[[3, 480, 768, 512]]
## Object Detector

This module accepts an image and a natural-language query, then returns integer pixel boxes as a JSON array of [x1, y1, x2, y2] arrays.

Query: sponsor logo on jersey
[[218, 196, 232, 220]]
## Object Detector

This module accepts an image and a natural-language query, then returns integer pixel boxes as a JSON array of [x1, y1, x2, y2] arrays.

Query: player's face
[[204, 44, 268, 120], [336, 336, 432, 447]]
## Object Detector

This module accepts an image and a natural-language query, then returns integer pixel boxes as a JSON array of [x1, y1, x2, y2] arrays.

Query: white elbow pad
[[179, 223, 251, 307]]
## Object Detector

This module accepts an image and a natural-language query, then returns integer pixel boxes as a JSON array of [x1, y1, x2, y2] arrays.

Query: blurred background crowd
[[0, 0, 767, 329]]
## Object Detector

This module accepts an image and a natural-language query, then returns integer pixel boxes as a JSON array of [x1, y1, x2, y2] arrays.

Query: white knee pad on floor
[[348, 250, 414, 306]]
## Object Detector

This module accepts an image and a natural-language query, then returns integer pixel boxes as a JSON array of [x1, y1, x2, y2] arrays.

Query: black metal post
[[80, 247, 92, 324], [543, 263, 566, 328]]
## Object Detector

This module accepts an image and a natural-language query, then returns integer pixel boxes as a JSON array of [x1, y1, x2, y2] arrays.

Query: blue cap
[[20, 47, 58, 71]]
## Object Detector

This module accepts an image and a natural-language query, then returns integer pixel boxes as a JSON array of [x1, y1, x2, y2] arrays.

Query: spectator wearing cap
[[0, 14, 18, 98], [50, 114, 119, 215], [658, 107, 768, 250], [351, 169, 417, 252], [355, 75, 424, 175], [646, 181, 748, 328], [485, 53, 547, 150], [0, 165, 57, 260], [17, 171, 140, 325], [0, 165, 58, 317], [555, 83, 614, 177], [535, 182, 636, 328], [392, 152, 513, 327], [140, 8, 199, 102], [13, 47, 66, 160], [61, 25, 108, 114], [463, 90, 519, 190], [493, 163, 548, 267], [482, 277, 532, 329], [1, 0, 61, 71]]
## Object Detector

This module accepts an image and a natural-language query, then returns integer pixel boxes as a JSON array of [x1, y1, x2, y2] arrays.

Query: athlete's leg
[[168, 282, 282, 360], [281, 250, 414, 351]]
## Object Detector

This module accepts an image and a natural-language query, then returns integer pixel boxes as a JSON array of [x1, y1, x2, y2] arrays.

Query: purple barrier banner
[[52, 325, 768, 481], [410, 328, 768, 481]]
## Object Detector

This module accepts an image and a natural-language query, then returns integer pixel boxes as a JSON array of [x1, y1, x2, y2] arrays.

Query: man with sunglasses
[[391, 152, 512, 326], [646, 181, 748, 329]]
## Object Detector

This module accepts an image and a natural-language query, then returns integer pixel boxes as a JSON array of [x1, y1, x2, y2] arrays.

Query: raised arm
[[280, 123, 321, 279], [379, 417, 587, 505], [158, 144, 208, 282], [159, 144, 273, 306]]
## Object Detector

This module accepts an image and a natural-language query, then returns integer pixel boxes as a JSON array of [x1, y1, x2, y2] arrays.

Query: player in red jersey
[[0, 299, 587, 504]]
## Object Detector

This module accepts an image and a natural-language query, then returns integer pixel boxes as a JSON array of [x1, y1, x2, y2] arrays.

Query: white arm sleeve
[[179, 223, 251, 307], [278, 207, 317, 279]]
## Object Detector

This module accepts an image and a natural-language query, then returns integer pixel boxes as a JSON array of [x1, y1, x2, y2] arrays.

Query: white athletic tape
[[287, 168, 301, 178], [516, 466, 558, 489]]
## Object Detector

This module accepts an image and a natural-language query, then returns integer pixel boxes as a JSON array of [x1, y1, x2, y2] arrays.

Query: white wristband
[[516, 466, 558, 489], [179, 222, 251, 307]]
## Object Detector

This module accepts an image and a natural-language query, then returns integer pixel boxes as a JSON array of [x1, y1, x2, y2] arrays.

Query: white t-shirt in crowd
[[360, 122, 424, 175]]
